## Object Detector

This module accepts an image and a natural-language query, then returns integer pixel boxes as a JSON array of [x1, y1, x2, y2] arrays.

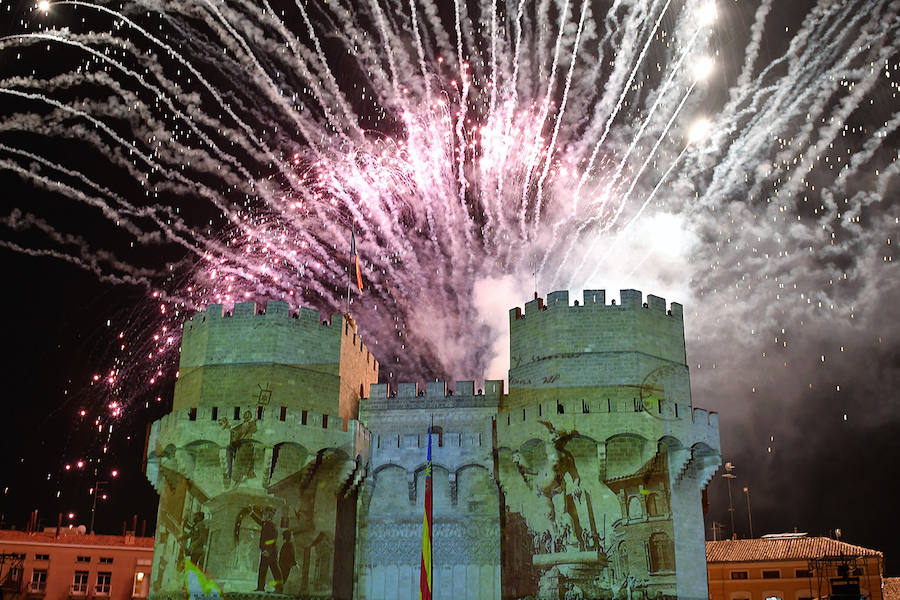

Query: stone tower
[[144, 290, 719, 600], [144, 301, 378, 599], [496, 290, 720, 599]]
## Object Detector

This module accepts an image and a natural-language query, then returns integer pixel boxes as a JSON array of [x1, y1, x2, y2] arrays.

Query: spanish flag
[[419, 423, 433, 600], [351, 228, 363, 292]]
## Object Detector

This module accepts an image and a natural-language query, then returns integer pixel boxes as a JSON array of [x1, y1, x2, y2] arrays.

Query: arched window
[[628, 495, 643, 520], [617, 541, 628, 578], [646, 493, 665, 517], [649, 532, 675, 572]]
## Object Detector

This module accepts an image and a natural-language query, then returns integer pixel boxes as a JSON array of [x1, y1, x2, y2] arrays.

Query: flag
[[351, 228, 363, 291], [419, 423, 433, 600]]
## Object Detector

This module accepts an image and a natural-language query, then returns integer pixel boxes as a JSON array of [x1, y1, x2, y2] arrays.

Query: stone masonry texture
[[145, 291, 720, 600]]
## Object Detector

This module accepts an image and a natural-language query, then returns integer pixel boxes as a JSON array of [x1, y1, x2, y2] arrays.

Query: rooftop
[[706, 536, 882, 563], [883, 577, 900, 600], [0, 528, 154, 548]]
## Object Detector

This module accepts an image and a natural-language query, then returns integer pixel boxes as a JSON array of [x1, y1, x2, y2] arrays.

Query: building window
[[96, 572, 112, 595], [188, 407, 197, 421], [99, 557, 114, 564], [731, 571, 749, 580], [30, 569, 47, 592], [34, 554, 49, 561], [646, 493, 665, 517], [648, 532, 675, 572], [211, 406, 218, 420], [627, 496, 643, 520], [76, 555, 90, 563], [73, 571, 89, 594], [133, 572, 146, 597], [617, 541, 628, 577], [762, 570, 781, 579], [795, 569, 812, 578]]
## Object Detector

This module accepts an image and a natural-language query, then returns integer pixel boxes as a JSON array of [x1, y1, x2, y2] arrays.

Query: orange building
[[0, 527, 153, 600], [707, 534, 885, 600]]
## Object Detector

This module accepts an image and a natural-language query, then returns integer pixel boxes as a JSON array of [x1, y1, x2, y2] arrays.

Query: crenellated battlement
[[180, 300, 378, 372], [496, 395, 719, 453], [506, 290, 690, 401], [362, 380, 503, 412], [509, 289, 683, 321]]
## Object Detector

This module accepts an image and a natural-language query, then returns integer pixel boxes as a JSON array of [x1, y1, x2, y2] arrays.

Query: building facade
[[0, 527, 153, 600], [706, 535, 885, 600], [144, 290, 721, 599]]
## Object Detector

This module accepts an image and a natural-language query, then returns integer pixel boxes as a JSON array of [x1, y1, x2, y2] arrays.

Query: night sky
[[1, 0, 898, 578]]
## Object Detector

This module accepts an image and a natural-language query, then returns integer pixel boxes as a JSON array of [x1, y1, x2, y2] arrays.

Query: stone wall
[[146, 290, 720, 600]]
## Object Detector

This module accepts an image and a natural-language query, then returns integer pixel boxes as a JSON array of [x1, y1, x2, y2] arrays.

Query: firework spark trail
[[584, 143, 691, 284], [568, 81, 697, 285], [533, 0, 589, 229], [0, 0, 897, 401], [572, 0, 673, 211]]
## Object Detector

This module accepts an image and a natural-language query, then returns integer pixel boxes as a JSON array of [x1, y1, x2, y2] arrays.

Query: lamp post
[[89, 479, 108, 534], [743, 486, 754, 538], [723, 462, 737, 539]]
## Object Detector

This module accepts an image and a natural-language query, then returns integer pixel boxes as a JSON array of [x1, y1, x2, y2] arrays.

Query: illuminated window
[[95, 572, 112, 595], [72, 571, 89, 594], [731, 571, 749, 580], [763, 570, 781, 579], [30, 569, 47, 592], [133, 572, 146, 597]]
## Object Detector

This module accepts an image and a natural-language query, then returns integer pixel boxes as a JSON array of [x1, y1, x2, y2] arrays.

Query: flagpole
[[347, 224, 353, 315]]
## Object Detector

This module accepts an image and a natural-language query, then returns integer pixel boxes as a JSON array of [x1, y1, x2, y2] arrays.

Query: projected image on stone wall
[[497, 425, 678, 599], [149, 418, 360, 596], [145, 293, 721, 600]]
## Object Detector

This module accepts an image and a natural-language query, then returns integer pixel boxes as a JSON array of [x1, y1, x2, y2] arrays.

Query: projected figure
[[279, 531, 296, 587], [184, 511, 210, 569], [250, 506, 282, 592], [219, 411, 257, 484]]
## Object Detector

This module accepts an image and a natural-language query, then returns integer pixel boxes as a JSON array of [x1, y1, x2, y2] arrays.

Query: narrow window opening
[[256, 405, 264, 420], [188, 407, 197, 421], [301, 410, 308, 425], [211, 407, 218, 421], [279, 406, 287, 422], [233, 407, 240, 420], [322, 414, 328, 429]]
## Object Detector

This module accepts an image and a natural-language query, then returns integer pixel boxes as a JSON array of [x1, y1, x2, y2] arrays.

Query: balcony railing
[[95, 584, 111, 596], [70, 583, 88, 596], [27, 582, 47, 594]]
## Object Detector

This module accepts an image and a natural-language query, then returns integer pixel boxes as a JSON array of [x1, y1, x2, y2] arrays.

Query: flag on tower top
[[351, 228, 363, 292]]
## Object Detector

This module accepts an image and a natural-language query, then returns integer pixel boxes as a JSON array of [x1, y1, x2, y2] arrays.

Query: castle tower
[[497, 290, 720, 600], [144, 300, 378, 599]]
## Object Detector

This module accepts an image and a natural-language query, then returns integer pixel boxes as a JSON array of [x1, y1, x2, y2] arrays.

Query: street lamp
[[743, 486, 754, 538], [723, 462, 737, 539]]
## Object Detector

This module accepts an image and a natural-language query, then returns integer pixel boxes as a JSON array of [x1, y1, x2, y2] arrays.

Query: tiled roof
[[706, 537, 881, 563], [883, 577, 900, 600], [0, 529, 154, 548]]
